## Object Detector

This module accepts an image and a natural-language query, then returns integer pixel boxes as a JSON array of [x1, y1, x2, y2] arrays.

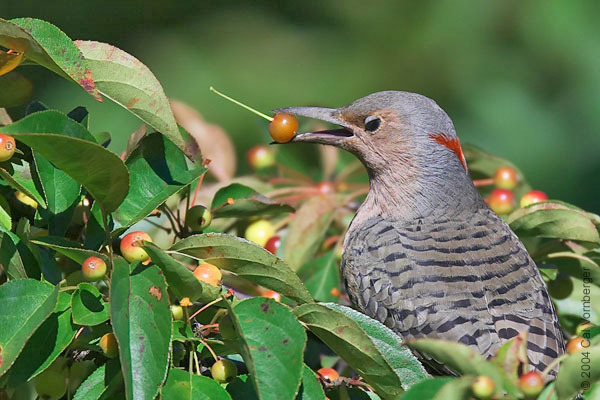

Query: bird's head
[[276, 91, 480, 218], [275, 90, 467, 178]]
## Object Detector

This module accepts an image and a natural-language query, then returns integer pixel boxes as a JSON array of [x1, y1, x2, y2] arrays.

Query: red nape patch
[[429, 133, 468, 171]]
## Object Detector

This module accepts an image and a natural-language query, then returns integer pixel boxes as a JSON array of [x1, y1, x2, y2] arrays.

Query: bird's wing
[[341, 209, 564, 374]]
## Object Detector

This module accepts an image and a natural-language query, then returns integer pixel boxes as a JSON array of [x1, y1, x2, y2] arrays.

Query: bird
[[275, 91, 565, 377]]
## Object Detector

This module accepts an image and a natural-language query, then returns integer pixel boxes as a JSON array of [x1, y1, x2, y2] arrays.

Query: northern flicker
[[277, 91, 564, 376]]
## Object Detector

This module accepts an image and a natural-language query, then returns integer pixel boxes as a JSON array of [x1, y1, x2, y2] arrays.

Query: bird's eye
[[364, 116, 381, 132]]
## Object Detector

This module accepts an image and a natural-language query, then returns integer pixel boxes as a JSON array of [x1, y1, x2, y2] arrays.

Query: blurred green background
[[3, 0, 599, 213]]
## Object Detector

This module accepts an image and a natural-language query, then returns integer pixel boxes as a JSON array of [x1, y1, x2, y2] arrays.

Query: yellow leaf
[[0, 49, 24, 76]]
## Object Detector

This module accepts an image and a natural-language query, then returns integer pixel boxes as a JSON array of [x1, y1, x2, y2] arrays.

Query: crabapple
[[193, 263, 222, 287], [269, 113, 298, 143], [264, 235, 281, 254], [471, 375, 495, 399], [211, 359, 237, 383], [245, 219, 275, 247], [81, 256, 107, 282], [520, 190, 548, 208], [488, 189, 515, 215], [120, 231, 152, 263], [317, 367, 339, 381], [99, 332, 119, 358], [519, 371, 543, 398], [0, 134, 16, 162], [185, 205, 212, 231], [493, 166, 519, 190], [247, 145, 276, 170]]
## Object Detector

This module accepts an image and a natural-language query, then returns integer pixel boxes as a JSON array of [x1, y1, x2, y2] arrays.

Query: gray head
[[275, 91, 466, 178], [276, 91, 480, 219]]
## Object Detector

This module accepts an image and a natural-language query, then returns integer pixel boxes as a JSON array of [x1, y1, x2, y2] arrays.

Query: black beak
[[272, 106, 354, 146]]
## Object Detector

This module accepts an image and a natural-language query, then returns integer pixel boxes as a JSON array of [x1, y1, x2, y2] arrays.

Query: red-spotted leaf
[[170, 233, 313, 304], [75, 41, 185, 154], [1, 18, 101, 100], [507, 201, 600, 243], [293, 303, 405, 399], [229, 297, 306, 400], [142, 244, 221, 303], [110, 258, 171, 400]]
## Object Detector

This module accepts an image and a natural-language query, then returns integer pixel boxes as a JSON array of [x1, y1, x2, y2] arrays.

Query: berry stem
[[188, 297, 224, 320], [189, 159, 211, 213], [209, 87, 273, 122], [199, 338, 219, 362], [193, 350, 202, 375], [473, 178, 495, 187]]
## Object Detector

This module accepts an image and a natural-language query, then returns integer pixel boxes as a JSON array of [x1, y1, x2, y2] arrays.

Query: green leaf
[[507, 201, 600, 243], [113, 132, 205, 230], [71, 283, 109, 326], [3, 292, 76, 386], [161, 368, 232, 400], [171, 320, 195, 342], [226, 375, 258, 400], [284, 195, 337, 270], [0, 166, 46, 209], [544, 252, 600, 288], [231, 297, 306, 400], [211, 183, 294, 218], [554, 277, 600, 324], [0, 194, 11, 230], [73, 359, 124, 400], [555, 343, 600, 400], [323, 303, 429, 390], [293, 303, 405, 399], [0, 226, 39, 279], [32, 151, 81, 210], [299, 251, 341, 303], [85, 201, 109, 250], [401, 377, 455, 400], [34, 152, 81, 214], [32, 152, 81, 235], [74, 41, 185, 153], [8, 133, 128, 214], [32, 236, 106, 264], [1, 18, 101, 100], [143, 244, 220, 303], [0, 279, 58, 377], [170, 233, 314, 304], [1, 110, 96, 142], [405, 339, 505, 395], [110, 258, 171, 400], [297, 364, 326, 400]]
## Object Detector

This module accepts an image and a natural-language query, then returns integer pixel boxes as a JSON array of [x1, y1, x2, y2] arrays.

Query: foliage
[[0, 17, 599, 400]]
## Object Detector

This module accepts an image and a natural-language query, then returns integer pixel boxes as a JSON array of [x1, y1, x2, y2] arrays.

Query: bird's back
[[341, 206, 564, 375]]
